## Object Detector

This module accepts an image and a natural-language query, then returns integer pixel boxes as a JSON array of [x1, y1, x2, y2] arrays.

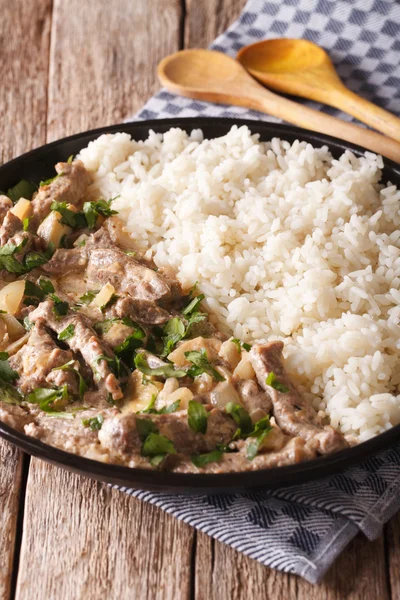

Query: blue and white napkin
[[120, 0, 400, 583]]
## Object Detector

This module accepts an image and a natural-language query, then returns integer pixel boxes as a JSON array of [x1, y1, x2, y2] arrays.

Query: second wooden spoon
[[237, 38, 400, 142], [158, 49, 400, 163]]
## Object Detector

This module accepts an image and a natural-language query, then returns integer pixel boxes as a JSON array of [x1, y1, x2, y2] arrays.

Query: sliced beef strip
[[98, 407, 238, 457], [42, 246, 88, 275], [29, 300, 124, 401], [249, 342, 347, 454], [175, 436, 319, 474], [0, 211, 23, 246], [87, 247, 172, 302], [0, 196, 13, 225], [0, 403, 37, 431], [9, 322, 78, 394], [108, 295, 170, 325], [236, 379, 273, 416], [30, 160, 92, 228]]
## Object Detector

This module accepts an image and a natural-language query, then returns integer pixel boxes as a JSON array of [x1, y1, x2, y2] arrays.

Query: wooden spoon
[[158, 49, 400, 163], [237, 39, 400, 143]]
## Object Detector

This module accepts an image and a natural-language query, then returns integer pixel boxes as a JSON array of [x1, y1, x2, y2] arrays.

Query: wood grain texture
[[0, 1, 52, 597], [16, 465, 194, 600], [195, 531, 389, 600], [47, 0, 182, 140], [184, 0, 246, 49], [385, 513, 400, 600], [15, 2, 195, 600]]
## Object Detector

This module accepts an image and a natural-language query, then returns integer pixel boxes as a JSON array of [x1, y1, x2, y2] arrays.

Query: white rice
[[77, 125, 400, 442]]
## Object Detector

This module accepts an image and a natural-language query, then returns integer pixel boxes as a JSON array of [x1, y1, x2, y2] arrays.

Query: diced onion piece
[[162, 387, 193, 410], [122, 370, 162, 414], [0, 320, 8, 350], [233, 355, 256, 381], [168, 336, 222, 367], [1, 313, 25, 338], [6, 332, 29, 355], [210, 381, 241, 409], [37, 210, 72, 247], [10, 198, 33, 220], [219, 340, 241, 370], [91, 283, 115, 308], [0, 280, 25, 315]]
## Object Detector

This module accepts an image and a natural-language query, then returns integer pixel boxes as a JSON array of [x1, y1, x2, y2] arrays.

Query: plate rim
[[1, 116, 399, 493]]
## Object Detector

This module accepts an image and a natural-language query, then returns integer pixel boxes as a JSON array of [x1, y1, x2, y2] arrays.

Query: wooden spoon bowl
[[237, 38, 400, 142]]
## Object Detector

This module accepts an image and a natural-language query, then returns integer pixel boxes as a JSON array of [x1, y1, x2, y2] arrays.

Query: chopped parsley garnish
[[27, 385, 68, 412], [136, 417, 158, 440], [141, 432, 176, 458], [134, 353, 187, 379], [225, 402, 253, 435], [52, 360, 87, 398], [182, 293, 205, 316], [100, 293, 119, 312], [114, 326, 146, 364], [78, 290, 99, 305], [50, 198, 118, 230], [246, 417, 272, 460], [22, 217, 31, 231], [0, 352, 19, 383], [0, 380, 23, 405], [187, 400, 208, 434], [83, 198, 118, 229], [231, 338, 252, 353], [191, 450, 222, 468], [50, 201, 87, 229], [40, 172, 63, 187], [185, 349, 225, 382], [58, 324, 75, 341], [6, 180, 37, 203], [161, 317, 185, 356], [138, 395, 181, 415], [0, 238, 28, 273], [82, 415, 104, 431], [39, 278, 55, 294], [265, 371, 289, 393], [24, 280, 45, 301], [49, 294, 69, 317]]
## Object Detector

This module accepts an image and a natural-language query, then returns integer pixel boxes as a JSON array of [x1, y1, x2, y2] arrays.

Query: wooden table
[[1, 1, 400, 598]]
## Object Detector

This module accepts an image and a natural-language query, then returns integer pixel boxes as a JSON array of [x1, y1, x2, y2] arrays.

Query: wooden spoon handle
[[327, 87, 400, 143], [227, 86, 400, 163]]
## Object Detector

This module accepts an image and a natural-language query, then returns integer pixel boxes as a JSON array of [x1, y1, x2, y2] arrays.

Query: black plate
[[1, 117, 399, 494]]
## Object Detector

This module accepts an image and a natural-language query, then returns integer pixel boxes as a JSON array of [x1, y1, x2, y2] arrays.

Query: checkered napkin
[[119, 0, 400, 583]]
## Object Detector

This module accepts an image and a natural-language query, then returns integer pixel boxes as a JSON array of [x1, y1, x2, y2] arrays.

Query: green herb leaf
[[23, 251, 50, 271], [242, 342, 252, 352], [139, 396, 181, 415], [49, 294, 69, 317], [225, 402, 253, 434], [185, 349, 225, 382], [150, 454, 166, 467], [134, 353, 187, 379], [265, 371, 289, 393], [83, 198, 118, 229], [191, 450, 222, 468], [50, 201, 87, 229], [187, 400, 208, 434], [114, 325, 145, 357], [182, 294, 205, 316], [58, 324, 75, 341], [39, 278, 55, 294], [136, 417, 158, 441], [0, 380, 23, 404], [52, 360, 87, 398], [0, 352, 19, 383], [24, 280, 45, 301], [78, 290, 99, 305], [40, 172, 63, 187], [67, 155, 74, 164], [26, 385, 68, 412], [159, 399, 181, 414], [6, 180, 37, 203], [0, 238, 28, 274], [22, 217, 31, 231], [82, 415, 104, 431], [141, 432, 176, 457], [162, 317, 185, 356]]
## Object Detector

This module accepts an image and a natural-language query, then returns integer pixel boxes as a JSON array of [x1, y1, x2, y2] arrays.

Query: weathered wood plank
[[46, 0, 183, 140], [184, 0, 246, 49], [0, 0, 52, 597], [16, 466, 194, 600], [385, 513, 400, 599], [15, 1, 195, 599], [195, 531, 389, 600]]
